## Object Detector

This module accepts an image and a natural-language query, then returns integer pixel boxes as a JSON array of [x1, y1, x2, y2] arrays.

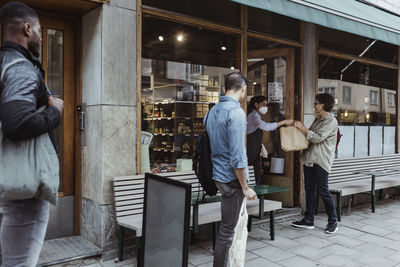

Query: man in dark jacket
[[0, 2, 63, 266]]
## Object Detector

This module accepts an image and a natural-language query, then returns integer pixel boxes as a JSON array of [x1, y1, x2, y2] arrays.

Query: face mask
[[259, 106, 268, 115]]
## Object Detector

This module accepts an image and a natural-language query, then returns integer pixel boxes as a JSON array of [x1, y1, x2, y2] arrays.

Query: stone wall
[[81, 0, 137, 259]]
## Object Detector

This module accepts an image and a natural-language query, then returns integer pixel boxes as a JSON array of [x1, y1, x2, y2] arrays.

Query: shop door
[[40, 16, 77, 239], [247, 48, 295, 205]]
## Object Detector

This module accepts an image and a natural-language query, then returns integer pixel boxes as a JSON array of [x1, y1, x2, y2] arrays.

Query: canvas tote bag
[[228, 198, 248, 267], [0, 58, 59, 204], [280, 126, 309, 152]]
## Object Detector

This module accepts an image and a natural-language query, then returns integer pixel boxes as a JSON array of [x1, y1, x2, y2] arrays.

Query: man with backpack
[[205, 72, 257, 267]]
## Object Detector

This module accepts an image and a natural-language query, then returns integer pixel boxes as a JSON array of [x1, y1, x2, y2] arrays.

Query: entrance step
[[38, 236, 102, 266]]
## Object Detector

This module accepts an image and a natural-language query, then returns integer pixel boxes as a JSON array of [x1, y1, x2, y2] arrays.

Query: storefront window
[[318, 55, 397, 158], [142, 0, 241, 27], [248, 7, 300, 41], [142, 17, 239, 172], [319, 26, 397, 64]]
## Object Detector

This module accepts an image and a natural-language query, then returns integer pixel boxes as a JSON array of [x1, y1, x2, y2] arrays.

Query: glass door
[[247, 48, 295, 204]]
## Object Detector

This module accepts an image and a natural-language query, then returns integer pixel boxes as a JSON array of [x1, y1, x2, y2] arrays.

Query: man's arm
[[234, 168, 257, 200], [0, 99, 62, 141], [228, 108, 257, 200]]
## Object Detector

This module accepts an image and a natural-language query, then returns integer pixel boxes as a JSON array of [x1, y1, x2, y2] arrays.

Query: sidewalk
[[53, 199, 400, 267]]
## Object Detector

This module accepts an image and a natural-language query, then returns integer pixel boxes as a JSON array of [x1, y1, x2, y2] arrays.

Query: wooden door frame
[[247, 47, 296, 197], [39, 14, 82, 236]]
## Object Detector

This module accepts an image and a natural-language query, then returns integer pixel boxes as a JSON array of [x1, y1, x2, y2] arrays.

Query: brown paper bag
[[280, 126, 309, 152]]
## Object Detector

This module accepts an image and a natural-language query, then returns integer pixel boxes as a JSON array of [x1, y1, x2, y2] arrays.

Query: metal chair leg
[[118, 226, 124, 262], [270, 211, 275, 240]]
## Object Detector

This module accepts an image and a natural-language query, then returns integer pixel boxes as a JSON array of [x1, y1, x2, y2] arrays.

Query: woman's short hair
[[316, 93, 335, 112]]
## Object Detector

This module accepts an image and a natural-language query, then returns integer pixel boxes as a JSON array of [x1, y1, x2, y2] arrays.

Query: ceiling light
[[177, 35, 183, 42], [230, 66, 235, 70], [253, 82, 257, 85], [343, 110, 349, 118], [158, 36, 164, 41], [221, 46, 227, 51]]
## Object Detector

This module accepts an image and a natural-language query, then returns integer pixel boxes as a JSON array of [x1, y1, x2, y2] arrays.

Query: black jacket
[[0, 41, 61, 147]]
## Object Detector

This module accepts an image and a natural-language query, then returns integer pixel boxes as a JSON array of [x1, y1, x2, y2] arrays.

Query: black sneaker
[[292, 218, 314, 229], [325, 222, 338, 234]]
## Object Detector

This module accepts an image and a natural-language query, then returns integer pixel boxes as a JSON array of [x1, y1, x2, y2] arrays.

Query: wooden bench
[[318, 153, 400, 221], [113, 166, 282, 262]]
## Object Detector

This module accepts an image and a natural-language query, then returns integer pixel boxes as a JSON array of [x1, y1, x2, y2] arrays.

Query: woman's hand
[[294, 121, 308, 136], [277, 119, 294, 127], [284, 119, 294, 125]]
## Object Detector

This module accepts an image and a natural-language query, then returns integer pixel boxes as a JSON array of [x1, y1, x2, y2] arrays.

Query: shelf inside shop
[[153, 101, 214, 105], [153, 133, 174, 136], [153, 148, 175, 153], [145, 117, 192, 120]]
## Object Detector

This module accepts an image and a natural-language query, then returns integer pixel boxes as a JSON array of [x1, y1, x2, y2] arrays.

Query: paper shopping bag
[[280, 126, 309, 152]]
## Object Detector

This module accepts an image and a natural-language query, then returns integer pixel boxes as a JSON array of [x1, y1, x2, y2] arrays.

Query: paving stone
[[353, 243, 397, 257], [288, 245, 329, 261], [316, 254, 360, 266], [358, 218, 393, 228], [317, 244, 361, 257], [188, 248, 214, 266], [332, 225, 364, 238], [276, 227, 312, 239], [278, 255, 319, 267], [261, 235, 301, 249], [245, 257, 282, 267], [251, 246, 294, 262], [358, 224, 392, 236], [248, 227, 271, 240], [352, 253, 397, 267], [326, 234, 365, 248], [357, 233, 399, 248], [244, 251, 259, 262], [293, 235, 333, 249], [246, 237, 270, 251], [388, 252, 400, 262]]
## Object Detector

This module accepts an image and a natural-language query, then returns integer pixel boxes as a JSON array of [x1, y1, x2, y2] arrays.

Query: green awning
[[231, 0, 400, 45]]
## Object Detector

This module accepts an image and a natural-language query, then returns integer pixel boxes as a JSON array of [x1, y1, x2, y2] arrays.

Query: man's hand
[[284, 119, 294, 125], [48, 96, 64, 114], [243, 187, 257, 200]]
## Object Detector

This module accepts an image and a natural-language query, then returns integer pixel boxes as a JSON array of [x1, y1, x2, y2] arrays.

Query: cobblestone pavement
[[53, 199, 400, 267]]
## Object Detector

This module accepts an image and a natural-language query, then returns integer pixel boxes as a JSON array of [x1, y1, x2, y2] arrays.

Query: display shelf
[[143, 75, 221, 164]]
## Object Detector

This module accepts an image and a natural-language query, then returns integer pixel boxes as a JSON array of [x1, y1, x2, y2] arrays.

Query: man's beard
[[28, 42, 40, 58]]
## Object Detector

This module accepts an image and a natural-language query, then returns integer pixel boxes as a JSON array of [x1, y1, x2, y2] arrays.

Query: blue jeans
[[304, 165, 337, 224], [213, 181, 245, 267], [0, 198, 50, 267]]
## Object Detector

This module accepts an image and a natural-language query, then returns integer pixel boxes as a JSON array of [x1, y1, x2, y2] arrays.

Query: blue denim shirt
[[205, 96, 249, 183]]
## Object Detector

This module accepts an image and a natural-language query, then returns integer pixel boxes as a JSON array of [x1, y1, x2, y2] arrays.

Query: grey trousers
[[213, 181, 245, 267], [0, 198, 50, 267]]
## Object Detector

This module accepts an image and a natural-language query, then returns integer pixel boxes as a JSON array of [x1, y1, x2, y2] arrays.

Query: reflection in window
[[319, 87, 336, 97], [387, 93, 395, 107], [370, 90, 378, 105], [318, 53, 397, 158], [342, 86, 352, 104]]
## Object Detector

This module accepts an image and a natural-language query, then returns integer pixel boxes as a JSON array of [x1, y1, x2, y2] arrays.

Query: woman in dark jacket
[[247, 96, 293, 184]]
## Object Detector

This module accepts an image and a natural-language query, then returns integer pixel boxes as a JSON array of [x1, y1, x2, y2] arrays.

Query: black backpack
[[193, 112, 218, 196]]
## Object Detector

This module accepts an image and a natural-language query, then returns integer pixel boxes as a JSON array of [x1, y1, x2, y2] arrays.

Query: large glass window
[[319, 26, 397, 64], [142, 17, 239, 172], [318, 55, 397, 158], [248, 7, 300, 41], [142, 0, 241, 27]]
